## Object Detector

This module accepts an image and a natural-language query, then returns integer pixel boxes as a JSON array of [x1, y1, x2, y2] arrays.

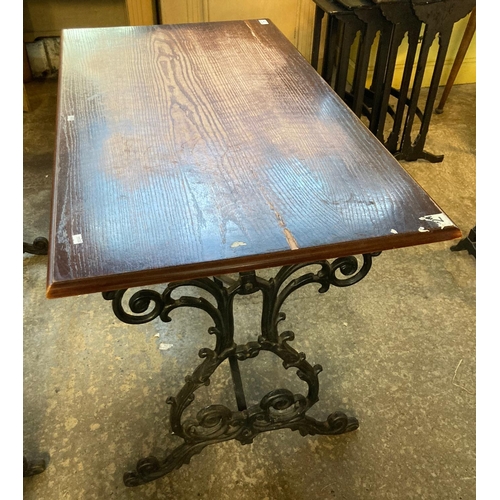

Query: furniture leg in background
[[23, 72, 49, 257], [450, 226, 476, 258], [24, 43, 32, 112], [435, 7, 476, 114], [310, 0, 476, 163], [24, 84, 31, 113]]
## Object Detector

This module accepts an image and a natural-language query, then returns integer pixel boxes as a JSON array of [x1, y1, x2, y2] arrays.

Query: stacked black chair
[[311, 0, 475, 163]]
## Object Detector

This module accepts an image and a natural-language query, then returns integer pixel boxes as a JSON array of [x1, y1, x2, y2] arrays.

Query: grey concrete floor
[[23, 80, 476, 499]]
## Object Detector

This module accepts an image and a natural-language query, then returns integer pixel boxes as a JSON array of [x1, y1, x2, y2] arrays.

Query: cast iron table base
[[103, 253, 379, 486], [23, 237, 49, 255]]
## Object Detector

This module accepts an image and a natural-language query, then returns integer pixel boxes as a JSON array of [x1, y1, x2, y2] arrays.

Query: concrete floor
[[23, 80, 475, 499]]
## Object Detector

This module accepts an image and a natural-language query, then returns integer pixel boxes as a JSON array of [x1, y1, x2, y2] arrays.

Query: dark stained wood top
[[47, 20, 461, 299]]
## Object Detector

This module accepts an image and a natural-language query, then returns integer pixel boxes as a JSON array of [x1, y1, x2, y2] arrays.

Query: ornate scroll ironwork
[[103, 254, 380, 486], [23, 237, 49, 255]]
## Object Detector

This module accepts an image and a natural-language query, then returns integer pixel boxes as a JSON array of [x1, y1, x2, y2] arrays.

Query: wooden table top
[[47, 20, 460, 299]]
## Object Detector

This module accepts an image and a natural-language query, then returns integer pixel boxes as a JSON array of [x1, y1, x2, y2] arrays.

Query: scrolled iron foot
[[124, 441, 223, 487], [124, 455, 177, 487], [290, 411, 359, 437], [123, 403, 358, 487], [23, 237, 49, 255]]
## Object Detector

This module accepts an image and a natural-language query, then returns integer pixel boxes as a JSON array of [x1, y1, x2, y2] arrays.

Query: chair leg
[[450, 227, 476, 258], [435, 8, 476, 114]]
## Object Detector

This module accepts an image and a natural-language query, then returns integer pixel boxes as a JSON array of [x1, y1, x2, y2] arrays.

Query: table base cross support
[[103, 253, 380, 487]]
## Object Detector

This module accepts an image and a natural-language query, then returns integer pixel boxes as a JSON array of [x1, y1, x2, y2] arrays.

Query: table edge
[[46, 226, 462, 299]]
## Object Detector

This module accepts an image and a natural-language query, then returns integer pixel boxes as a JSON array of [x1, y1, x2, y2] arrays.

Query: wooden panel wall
[[23, 0, 475, 84], [125, 0, 156, 25], [159, 0, 316, 60], [23, 0, 129, 41]]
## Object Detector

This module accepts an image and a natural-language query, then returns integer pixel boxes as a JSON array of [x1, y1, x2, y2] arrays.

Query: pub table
[[47, 20, 461, 486]]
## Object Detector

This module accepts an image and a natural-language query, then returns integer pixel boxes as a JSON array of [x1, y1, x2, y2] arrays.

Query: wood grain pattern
[[47, 20, 461, 299]]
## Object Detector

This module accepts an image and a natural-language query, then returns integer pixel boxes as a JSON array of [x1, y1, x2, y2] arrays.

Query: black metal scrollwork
[[23, 237, 49, 255], [104, 254, 379, 486]]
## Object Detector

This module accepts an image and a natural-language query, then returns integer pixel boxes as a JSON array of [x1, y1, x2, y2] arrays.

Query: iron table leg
[[23, 237, 49, 255], [103, 254, 380, 486]]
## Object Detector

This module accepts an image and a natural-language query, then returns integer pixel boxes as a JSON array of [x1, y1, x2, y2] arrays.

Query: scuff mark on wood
[[230, 241, 247, 248], [267, 202, 299, 250], [283, 228, 299, 250], [244, 21, 260, 41]]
